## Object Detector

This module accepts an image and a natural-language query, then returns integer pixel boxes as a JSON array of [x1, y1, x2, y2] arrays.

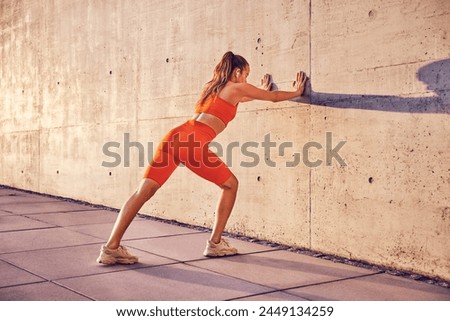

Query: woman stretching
[[97, 51, 307, 264]]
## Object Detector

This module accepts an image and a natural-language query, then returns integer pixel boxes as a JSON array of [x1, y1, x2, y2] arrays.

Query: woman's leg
[[97, 178, 161, 264], [98, 124, 183, 264], [210, 174, 239, 244], [182, 138, 239, 256], [105, 178, 160, 249], [106, 123, 182, 249], [202, 173, 239, 257]]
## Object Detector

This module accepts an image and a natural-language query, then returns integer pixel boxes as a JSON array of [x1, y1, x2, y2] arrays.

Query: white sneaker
[[203, 238, 238, 257], [96, 245, 139, 265]]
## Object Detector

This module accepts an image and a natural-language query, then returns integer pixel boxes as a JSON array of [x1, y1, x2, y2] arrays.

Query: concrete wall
[[1, 0, 449, 280]]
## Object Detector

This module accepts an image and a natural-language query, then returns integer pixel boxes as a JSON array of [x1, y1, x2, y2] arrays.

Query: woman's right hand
[[293, 71, 308, 96]]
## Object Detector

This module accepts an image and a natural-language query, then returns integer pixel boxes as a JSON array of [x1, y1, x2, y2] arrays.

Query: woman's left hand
[[260, 73, 273, 91]]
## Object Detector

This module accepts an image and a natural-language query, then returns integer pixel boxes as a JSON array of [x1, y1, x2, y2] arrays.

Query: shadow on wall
[[308, 58, 450, 114]]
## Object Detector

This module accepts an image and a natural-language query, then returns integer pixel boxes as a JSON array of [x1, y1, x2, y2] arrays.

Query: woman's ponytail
[[216, 51, 235, 82], [198, 51, 249, 104]]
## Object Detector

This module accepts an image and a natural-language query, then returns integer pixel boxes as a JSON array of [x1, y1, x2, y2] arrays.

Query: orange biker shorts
[[143, 120, 232, 187]]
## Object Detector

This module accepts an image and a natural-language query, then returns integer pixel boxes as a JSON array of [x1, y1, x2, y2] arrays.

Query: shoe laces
[[220, 239, 232, 248], [117, 245, 131, 256]]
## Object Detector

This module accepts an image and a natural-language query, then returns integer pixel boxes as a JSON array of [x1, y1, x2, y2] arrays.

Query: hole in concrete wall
[[109, 172, 112, 176], [56, 170, 59, 174], [257, 37, 261, 43], [368, 177, 374, 184], [257, 176, 261, 182], [57, 82, 60, 85], [109, 70, 112, 75], [166, 58, 169, 63], [368, 10, 377, 19], [21, 170, 24, 174]]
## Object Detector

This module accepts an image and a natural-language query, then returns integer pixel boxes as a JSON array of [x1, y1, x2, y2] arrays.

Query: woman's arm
[[240, 74, 273, 102], [240, 71, 307, 103]]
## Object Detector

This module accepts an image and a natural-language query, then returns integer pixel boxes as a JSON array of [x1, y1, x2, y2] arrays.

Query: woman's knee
[[220, 174, 238, 191]]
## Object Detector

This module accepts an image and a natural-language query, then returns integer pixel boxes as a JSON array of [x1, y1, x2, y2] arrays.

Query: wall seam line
[[308, 0, 312, 250]]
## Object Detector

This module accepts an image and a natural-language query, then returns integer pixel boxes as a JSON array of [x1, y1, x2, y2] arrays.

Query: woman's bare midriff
[[191, 113, 226, 135]]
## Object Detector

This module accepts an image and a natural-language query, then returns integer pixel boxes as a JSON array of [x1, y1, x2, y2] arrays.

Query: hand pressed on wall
[[294, 71, 308, 96], [260, 73, 273, 91], [260, 71, 308, 95]]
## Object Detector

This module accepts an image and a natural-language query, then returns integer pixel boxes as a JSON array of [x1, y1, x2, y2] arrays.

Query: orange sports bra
[[195, 95, 237, 126]]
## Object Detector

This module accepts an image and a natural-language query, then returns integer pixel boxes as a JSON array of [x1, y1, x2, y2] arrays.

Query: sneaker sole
[[203, 251, 238, 257], [97, 256, 138, 265], [117, 258, 138, 264]]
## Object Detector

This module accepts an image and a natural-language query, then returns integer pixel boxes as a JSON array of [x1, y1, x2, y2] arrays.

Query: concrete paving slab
[[0, 209, 15, 216], [1, 244, 176, 280], [125, 233, 278, 262], [0, 260, 44, 288], [285, 273, 450, 301], [0, 193, 61, 205], [24, 209, 122, 227], [0, 188, 30, 196], [188, 250, 378, 290], [0, 200, 98, 215], [0, 227, 101, 254], [0, 282, 90, 301], [67, 219, 202, 241], [0, 215, 55, 232], [235, 291, 308, 301], [58, 263, 275, 301]]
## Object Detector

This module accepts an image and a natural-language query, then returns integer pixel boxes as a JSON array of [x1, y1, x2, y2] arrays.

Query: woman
[[97, 51, 307, 264]]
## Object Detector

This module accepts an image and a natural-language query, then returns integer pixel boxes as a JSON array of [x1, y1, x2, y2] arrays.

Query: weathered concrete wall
[[310, 0, 450, 280], [1, 0, 449, 280]]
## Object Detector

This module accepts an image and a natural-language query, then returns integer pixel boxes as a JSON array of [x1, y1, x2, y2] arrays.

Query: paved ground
[[0, 186, 449, 301]]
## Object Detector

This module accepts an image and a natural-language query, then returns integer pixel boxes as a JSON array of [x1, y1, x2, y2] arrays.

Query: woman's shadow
[[295, 58, 449, 114]]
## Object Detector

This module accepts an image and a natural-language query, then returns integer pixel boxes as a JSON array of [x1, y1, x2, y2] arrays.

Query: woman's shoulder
[[216, 84, 243, 106], [222, 81, 250, 95]]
